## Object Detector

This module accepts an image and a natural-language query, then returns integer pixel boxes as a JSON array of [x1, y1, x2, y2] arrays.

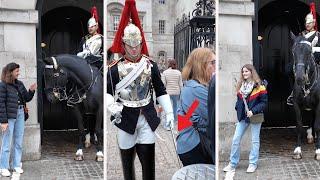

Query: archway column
[[219, 0, 254, 161], [0, 1, 41, 160]]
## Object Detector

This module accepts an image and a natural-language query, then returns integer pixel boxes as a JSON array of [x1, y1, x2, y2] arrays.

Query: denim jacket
[[176, 80, 208, 154]]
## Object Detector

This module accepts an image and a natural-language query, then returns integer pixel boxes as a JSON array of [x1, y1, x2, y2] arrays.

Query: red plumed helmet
[[109, 0, 149, 56], [89, 6, 100, 33]]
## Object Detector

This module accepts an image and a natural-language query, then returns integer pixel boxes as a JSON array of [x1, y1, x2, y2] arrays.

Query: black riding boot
[[136, 144, 155, 180], [120, 146, 136, 180]]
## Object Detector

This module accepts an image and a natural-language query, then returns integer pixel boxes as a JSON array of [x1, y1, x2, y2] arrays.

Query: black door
[[41, 7, 90, 130], [261, 19, 296, 126]]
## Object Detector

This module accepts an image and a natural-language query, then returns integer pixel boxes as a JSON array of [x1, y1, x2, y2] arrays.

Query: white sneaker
[[1, 169, 11, 177], [14, 167, 24, 174], [246, 164, 257, 173], [223, 163, 235, 172]]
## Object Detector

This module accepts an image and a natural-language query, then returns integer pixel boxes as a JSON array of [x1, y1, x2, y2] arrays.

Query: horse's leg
[[95, 105, 103, 162], [307, 113, 315, 144], [314, 105, 320, 160], [293, 103, 303, 159], [84, 114, 92, 148], [73, 107, 85, 161]]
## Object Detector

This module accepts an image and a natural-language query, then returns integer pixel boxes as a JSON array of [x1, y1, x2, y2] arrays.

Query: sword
[[168, 123, 182, 168]]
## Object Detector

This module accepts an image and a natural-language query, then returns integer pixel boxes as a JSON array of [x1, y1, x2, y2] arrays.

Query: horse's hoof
[[96, 155, 104, 162], [85, 142, 91, 148], [307, 137, 314, 144], [293, 153, 302, 159], [74, 155, 84, 161]]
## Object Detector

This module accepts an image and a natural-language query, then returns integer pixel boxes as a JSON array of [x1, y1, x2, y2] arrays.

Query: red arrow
[[178, 99, 199, 131]]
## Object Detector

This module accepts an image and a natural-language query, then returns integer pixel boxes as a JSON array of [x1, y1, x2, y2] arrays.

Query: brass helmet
[[305, 12, 315, 24], [122, 21, 142, 47], [88, 16, 98, 28]]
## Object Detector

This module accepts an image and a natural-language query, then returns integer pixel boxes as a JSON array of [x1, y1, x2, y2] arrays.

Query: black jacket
[[0, 80, 35, 123], [107, 57, 167, 134]]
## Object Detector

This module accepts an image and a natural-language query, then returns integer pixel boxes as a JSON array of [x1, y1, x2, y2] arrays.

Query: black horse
[[43, 54, 103, 161], [291, 33, 320, 160]]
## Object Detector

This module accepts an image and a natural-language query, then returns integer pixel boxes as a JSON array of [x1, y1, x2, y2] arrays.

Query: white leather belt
[[119, 96, 151, 108]]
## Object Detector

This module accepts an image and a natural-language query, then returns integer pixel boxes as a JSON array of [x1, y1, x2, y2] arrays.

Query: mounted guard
[[106, 0, 174, 179], [77, 6, 103, 70], [288, 3, 320, 106]]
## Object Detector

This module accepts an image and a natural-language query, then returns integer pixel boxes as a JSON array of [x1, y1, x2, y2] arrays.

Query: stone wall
[[218, 0, 254, 161], [0, 2, 41, 160]]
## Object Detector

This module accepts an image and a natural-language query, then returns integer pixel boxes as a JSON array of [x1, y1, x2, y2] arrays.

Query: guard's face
[[306, 22, 315, 31], [12, 68, 20, 80], [242, 67, 252, 80], [88, 24, 98, 35], [124, 43, 142, 58]]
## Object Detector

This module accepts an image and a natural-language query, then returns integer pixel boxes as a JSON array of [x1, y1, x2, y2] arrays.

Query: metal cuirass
[[117, 57, 152, 107]]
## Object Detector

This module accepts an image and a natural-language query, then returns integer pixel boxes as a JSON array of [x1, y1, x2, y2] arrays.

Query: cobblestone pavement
[[219, 128, 320, 180], [106, 119, 181, 180], [0, 131, 103, 180]]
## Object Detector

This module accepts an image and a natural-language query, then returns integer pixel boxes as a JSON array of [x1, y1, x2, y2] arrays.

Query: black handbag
[[241, 94, 264, 123]]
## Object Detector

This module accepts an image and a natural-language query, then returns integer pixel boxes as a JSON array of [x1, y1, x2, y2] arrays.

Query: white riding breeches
[[117, 114, 155, 149]]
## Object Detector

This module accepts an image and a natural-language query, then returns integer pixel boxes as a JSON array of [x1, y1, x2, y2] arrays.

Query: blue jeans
[[0, 107, 25, 169], [170, 95, 179, 122], [229, 120, 262, 168]]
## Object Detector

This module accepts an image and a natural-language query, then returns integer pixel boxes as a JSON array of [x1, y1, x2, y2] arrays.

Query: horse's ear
[[290, 31, 296, 41], [43, 57, 53, 65]]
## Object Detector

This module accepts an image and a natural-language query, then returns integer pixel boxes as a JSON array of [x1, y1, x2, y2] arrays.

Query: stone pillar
[[218, 0, 254, 161], [0, 0, 41, 160]]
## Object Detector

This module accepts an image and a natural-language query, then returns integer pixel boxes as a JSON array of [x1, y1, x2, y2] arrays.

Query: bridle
[[44, 57, 99, 106]]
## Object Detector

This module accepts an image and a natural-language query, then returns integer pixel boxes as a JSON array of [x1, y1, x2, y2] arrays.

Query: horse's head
[[43, 57, 69, 103], [291, 32, 313, 86]]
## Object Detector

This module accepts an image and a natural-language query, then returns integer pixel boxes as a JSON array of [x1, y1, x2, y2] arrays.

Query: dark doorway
[[258, 0, 317, 127], [40, 6, 91, 130]]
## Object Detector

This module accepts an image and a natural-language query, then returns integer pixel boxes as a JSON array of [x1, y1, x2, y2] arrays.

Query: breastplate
[[117, 58, 152, 107]]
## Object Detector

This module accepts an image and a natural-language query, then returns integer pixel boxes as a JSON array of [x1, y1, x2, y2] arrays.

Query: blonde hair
[[182, 48, 214, 86], [236, 64, 261, 92]]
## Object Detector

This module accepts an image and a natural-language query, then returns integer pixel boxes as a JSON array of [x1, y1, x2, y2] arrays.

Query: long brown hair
[[235, 64, 261, 92], [182, 48, 214, 86], [1, 62, 19, 84]]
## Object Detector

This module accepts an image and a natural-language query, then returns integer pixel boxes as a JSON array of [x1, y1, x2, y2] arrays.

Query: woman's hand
[[1, 123, 8, 132], [29, 83, 37, 91], [247, 110, 253, 118]]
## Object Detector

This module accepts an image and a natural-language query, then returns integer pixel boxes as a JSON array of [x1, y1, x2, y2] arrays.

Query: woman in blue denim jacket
[[176, 48, 215, 166], [223, 64, 268, 173]]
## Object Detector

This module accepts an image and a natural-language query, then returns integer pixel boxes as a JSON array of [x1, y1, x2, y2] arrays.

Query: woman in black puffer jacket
[[0, 63, 36, 177]]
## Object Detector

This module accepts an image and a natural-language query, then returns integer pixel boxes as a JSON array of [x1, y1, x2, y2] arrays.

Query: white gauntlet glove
[[157, 94, 174, 130], [77, 49, 90, 59], [106, 93, 123, 124]]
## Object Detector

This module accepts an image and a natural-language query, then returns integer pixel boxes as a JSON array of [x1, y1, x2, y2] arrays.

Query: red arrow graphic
[[178, 99, 199, 131]]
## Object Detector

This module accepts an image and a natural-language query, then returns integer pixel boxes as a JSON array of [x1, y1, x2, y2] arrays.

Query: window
[[159, 0, 165, 4], [159, 20, 165, 34], [139, 16, 144, 30], [113, 15, 120, 31]]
